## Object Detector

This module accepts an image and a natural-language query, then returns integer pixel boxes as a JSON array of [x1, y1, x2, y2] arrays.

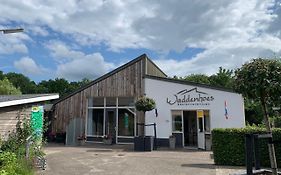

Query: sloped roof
[[0, 94, 59, 108], [54, 54, 166, 104]]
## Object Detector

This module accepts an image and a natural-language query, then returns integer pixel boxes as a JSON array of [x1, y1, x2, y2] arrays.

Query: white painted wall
[[144, 78, 245, 138]]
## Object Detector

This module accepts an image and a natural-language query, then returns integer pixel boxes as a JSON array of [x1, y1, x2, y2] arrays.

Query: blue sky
[[0, 0, 281, 82]]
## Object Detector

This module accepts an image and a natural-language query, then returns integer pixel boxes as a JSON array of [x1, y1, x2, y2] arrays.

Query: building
[[52, 54, 245, 149], [0, 94, 59, 139]]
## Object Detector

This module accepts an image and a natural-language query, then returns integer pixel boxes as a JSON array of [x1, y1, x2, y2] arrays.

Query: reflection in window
[[118, 97, 135, 107], [92, 97, 104, 107], [87, 109, 104, 136], [204, 110, 210, 133], [172, 111, 182, 132], [106, 97, 116, 107], [118, 109, 134, 136]]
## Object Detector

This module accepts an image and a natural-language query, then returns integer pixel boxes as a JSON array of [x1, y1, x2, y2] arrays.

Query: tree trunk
[[261, 98, 278, 175]]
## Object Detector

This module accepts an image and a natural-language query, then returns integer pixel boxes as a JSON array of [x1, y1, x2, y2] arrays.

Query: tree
[[235, 58, 281, 175], [5, 72, 37, 94], [0, 78, 21, 95], [182, 74, 210, 84], [209, 67, 234, 89]]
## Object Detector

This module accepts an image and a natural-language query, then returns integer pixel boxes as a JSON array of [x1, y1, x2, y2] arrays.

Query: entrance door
[[105, 109, 116, 144], [183, 111, 197, 147], [197, 110, 205, 149]]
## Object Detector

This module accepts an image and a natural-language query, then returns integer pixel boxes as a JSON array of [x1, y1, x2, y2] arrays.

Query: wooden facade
[[52, 54, 166, 136]]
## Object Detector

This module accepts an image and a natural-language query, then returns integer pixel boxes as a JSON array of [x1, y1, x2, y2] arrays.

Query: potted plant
[[169, 135, 176, 149], [134, 96, 156, 151], [103, 134, 112, 145]]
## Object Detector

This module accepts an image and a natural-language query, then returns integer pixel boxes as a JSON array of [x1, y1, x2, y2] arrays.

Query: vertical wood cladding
[[54, 58, 144, 132], [53, 55, 167, 133]]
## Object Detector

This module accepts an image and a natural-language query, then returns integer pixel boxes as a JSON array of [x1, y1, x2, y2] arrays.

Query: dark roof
[[54, 54, 149, 104], [144, 75, 237, 94], [0, 94, 58, 103]]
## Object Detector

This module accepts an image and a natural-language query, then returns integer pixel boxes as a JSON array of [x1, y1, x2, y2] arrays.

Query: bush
[[0, 151, 33, 175], [212, 127, 281, 167]]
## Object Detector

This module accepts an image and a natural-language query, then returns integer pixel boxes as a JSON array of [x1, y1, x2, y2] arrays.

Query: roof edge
[[144, 75, 238, 94], [53, 54, 147, 105], [0, 94, 59, 108]]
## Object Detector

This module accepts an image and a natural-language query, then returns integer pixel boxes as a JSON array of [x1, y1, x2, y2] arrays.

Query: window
[[118, 108, 135, 136], [172, 110, 182, 132], [118, 97, 135, 107], [106, 97, 116, 107], [92, 97, 104, 107], [87, 109, 104, 136], [204, 110, 210, 133]]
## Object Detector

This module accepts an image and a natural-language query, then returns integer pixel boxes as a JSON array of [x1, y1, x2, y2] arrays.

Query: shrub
[[212, 127, 281, 167], [0, 151, 33, 175]]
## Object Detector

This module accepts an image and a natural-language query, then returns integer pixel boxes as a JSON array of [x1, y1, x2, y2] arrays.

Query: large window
[[87, 109, 104, 136], [87, 97, 135, 138], [118, 108, 135, 136], [172, 110, 182, 132]]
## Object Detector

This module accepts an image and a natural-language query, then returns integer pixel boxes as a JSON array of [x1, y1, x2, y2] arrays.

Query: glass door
[[105, 109, 116, 143], [197, 110, 205, 149]]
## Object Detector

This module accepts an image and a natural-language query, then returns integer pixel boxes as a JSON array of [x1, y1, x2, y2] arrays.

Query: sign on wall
[[31, 106, 44, 141], [166, 88, 214, 106]]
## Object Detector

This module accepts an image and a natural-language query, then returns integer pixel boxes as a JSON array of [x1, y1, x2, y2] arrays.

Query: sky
[[0, 0, 281, 82]]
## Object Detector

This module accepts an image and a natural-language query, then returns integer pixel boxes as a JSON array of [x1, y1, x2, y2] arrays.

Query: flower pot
[[134, 136, 145, 151], [103, 139, 112, 145], [169, 136, 176, 149]]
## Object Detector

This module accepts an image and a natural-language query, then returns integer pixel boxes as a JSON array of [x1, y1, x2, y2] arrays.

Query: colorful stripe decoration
[[224, 100, 228, 119]]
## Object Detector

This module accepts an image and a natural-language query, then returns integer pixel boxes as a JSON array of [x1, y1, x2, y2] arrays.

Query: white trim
[[86, 134, 103, 137], [85, 141, 103, 144], [117, 136, 134, 138], [0, 94, 59, 108]]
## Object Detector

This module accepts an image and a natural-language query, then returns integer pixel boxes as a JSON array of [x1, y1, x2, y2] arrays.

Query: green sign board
[[31, 106, 44, 141]]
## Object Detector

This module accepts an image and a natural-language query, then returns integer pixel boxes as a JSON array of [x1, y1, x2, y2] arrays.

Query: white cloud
[[2, 0, 281, 77], [14, 57, 46, 75], [56, 52, 115, 81], [0, 26, 30, 54], [45, 40, 115, 80]]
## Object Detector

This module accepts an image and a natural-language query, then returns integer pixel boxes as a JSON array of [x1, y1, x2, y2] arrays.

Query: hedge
[[212, 127, 281, 167]]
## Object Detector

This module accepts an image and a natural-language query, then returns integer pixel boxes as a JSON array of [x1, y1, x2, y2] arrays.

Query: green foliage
[[209, 67, 234, 89], [0, 112, 35, 175], [212, 127, 281, 167], [234, 58, 281, 105], [0, 152, 33, 175], [271, 116, 281, 128], [182, 74, 210, 84], [5, 72, 37, 94], [244, 98, 264, 125], [135, 97, 156, 113], [0, 78, 21, 95], [1, 113, 32, 157]]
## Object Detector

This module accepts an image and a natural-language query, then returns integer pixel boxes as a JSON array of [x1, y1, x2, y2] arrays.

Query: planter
[[144, 136, 154, 151], [78, 140, 85, 146], [134, 136, 154, 151], [134, 136, 145, 151], [169, 136, 176, 149], [103, 139, 112, 145]]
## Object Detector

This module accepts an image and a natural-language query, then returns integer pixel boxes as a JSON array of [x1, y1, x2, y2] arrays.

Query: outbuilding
[[0, 94, 59, 139], [52, 54, 245, 149]]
